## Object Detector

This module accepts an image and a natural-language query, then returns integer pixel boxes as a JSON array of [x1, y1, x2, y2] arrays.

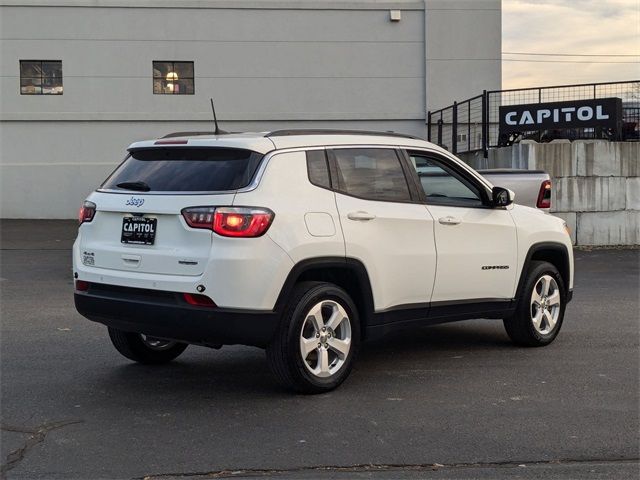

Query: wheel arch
[[516, 242, 571, 301], [274, 257, 375, 338]]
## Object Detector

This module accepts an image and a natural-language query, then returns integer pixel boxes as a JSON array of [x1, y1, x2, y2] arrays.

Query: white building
[[0, 0, 501, 218]]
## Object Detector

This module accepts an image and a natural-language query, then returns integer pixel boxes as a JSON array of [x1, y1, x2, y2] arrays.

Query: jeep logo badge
[[125, 197, 145, 207]]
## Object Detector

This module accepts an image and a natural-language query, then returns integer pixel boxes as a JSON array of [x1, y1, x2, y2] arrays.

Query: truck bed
[[477, 169, 551, 212]]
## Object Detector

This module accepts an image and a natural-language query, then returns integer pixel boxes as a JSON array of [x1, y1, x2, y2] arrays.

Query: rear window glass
[[101, 148, 263, 192]]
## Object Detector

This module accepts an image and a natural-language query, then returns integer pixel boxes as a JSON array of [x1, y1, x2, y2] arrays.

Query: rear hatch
[[79, 146, 263, 276]]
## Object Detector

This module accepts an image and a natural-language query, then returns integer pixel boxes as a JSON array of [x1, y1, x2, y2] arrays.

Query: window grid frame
[[19, 60, 63, 96], [152, 60, 195, 95]]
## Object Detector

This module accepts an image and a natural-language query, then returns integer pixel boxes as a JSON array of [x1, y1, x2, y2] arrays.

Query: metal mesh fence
[[428, 80, 640, 156], [427, 95, 484, 154]]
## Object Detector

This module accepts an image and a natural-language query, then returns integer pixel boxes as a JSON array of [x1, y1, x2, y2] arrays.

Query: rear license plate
[[121, 217, 157, 245]]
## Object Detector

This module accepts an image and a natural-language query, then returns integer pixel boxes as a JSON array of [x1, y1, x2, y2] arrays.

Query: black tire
[[504, 260, 566, 347], [266, 282, 361, 394], [108, 327, 188, 364]]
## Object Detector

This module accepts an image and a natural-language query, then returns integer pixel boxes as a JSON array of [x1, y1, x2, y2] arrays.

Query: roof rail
[[265, 129, 421, 140], [161, 131, 217, 139]]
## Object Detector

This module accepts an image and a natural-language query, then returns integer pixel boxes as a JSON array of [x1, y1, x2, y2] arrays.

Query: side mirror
[[492, 186, 515, 207]]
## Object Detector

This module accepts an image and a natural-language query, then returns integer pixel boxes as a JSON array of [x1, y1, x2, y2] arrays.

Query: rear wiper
[[116, 181, 151, 192]]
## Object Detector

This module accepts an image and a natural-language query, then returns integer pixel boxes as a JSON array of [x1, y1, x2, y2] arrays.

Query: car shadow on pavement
[[362, 321, 513, 354], [91, 320, 514, 399]]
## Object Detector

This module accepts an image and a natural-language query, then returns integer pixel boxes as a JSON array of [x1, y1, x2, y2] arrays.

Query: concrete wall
[[0, 0, 501, 218], [462, 141, 640, 246]]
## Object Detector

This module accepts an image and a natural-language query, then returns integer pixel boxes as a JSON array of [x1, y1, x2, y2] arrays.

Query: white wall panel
[[0, 0, 501, 218]]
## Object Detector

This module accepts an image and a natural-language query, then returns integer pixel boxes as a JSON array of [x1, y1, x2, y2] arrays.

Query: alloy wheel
[[530, 274, 561, 335], [299, 300, 352, 378]]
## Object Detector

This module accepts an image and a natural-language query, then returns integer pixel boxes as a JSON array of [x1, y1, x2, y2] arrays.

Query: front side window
[[332, 148, 411, 202], [20, 60, 63, 95], [153, 61, 194, 94], [409, 153, 483, 207]]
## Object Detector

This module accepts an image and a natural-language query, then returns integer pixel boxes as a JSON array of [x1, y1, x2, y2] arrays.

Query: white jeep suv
[[74, 130, 574, 393]]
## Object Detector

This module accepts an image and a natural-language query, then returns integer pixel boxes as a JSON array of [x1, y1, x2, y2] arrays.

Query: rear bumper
[[74, 283, 279, 348]]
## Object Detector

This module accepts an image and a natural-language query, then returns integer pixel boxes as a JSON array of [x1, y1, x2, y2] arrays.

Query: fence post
[[538, 88, 543, 142], [427, 111, 432, 142], [437, 118, 443, 146], [482, 90, 488, 158], [452, 102, 458, 154], [467, 101, 471, 152]]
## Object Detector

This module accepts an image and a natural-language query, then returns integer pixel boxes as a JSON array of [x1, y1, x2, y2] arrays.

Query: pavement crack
[[0, 419, 84, 478], [0, 425, 38, 435], [137, 456, 640, 479]]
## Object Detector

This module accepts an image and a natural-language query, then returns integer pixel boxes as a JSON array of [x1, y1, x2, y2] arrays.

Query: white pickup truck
[[478, 169, 552, 212]]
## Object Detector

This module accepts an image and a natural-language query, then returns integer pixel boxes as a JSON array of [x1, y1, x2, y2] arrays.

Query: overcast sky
[[502, 0, 640, 88]]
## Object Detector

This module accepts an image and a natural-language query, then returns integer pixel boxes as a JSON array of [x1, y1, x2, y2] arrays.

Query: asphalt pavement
[[1, 220, 638, 479]]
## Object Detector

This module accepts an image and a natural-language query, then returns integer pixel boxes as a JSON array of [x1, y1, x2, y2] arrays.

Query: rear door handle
[[438, 216, 461, 225], [347, 211, 376, 221]]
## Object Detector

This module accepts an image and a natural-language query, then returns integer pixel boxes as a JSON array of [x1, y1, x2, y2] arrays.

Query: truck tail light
[[536, 180, 551, 209], [78, 201, 96, 225], [182, 207, 274, 237]]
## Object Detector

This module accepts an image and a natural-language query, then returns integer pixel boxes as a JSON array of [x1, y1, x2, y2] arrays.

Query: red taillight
[[75, 280, 90, 291], [183, 293, 216, 307], [537, 180, 552, 209], [182, 207, 216, 229], [213, 208, 274, 237], [78, 201, 96, 225], [181, 207, 274, 238]]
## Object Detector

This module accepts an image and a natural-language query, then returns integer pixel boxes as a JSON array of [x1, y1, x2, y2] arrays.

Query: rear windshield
[[101, 148, 263, 192]]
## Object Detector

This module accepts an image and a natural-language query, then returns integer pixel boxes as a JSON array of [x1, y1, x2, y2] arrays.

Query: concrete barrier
[[460, 140, 640, 246]]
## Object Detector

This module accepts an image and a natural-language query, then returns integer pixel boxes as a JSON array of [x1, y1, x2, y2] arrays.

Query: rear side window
[[101, 148, 263, 192], [306, 150, 331, 189], [331, 148, 411, 202]]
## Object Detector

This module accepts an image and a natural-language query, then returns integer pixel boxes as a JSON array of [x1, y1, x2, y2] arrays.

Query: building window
[[20, 60, 63, 95], [153, 61, 194, 94]]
